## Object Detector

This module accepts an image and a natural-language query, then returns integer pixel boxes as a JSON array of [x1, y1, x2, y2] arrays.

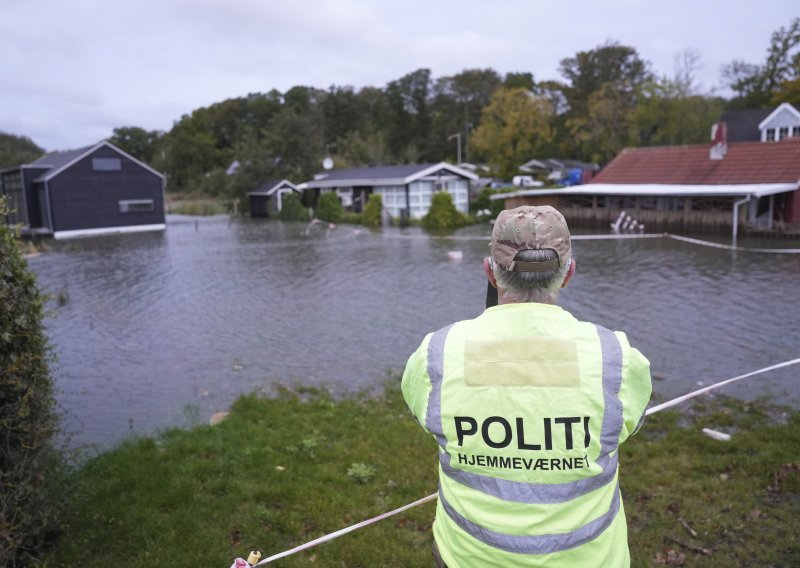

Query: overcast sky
[[2, 1, 797, 152]]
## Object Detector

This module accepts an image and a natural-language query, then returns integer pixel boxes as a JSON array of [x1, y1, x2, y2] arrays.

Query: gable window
[[793, 126, 800, 138], [779, 127, 789, 140], [119, 199, 154, 213], [93, 157, 122, 171], [766, 128, 775, 141]]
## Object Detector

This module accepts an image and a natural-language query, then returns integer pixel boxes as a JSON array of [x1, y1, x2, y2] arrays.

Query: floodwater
[[26, 215, 800, 452]]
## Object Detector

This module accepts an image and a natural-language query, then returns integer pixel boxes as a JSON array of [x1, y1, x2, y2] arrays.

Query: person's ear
[[561, 258, 575, 288], [483, 257, 498, 288]]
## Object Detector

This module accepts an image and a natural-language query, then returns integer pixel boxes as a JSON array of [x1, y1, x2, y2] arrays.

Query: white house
[[247, 179, 301, 217], [302, 162, 478, 219]]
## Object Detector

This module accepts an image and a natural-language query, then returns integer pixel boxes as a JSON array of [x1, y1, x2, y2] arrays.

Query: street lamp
[[448, 133, 461, 165]]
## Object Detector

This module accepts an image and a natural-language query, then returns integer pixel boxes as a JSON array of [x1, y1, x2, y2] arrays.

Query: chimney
[[709, 121, 727, 160]]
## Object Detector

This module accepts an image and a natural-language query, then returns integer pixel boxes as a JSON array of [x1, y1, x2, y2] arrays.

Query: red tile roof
[[592, 138, 800, 185]]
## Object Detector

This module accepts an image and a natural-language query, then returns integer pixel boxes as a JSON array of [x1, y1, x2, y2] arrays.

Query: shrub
[[315, 192, 344, 224], [421, 192, 467, 230], [471, 187, 506, 219], [0, 199, 63, 565], [278, 192, 309, 222], [362, 193, 383, 227], [340, 211, 363, 225]]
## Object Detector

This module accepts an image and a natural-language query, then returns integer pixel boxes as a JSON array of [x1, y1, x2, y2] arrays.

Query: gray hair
[[492, 248, 570, 304]]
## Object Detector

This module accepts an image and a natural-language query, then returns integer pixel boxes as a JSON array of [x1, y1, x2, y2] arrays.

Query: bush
[[0, 199, 63, 565], [315, 192, 344, 223], [278, 192, 309, 222], [362, 193, 383, 227], [340, 211, 363, 225], [421, 192, 467, 230], [471, 188, 506, 219]]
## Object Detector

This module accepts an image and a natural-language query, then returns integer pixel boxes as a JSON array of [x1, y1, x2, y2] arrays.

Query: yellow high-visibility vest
[[402, 303, 651, 567]]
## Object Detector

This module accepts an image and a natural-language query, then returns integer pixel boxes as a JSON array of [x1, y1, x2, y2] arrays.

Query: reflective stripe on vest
[[424, 322, 625, 508], [438, 480, 622, 555], [425, 323, 454, 451]]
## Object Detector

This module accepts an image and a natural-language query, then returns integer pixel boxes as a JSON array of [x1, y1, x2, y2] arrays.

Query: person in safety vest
[[402, 205, 652, 567]]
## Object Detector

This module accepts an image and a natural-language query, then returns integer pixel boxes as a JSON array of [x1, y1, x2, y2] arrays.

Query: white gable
[[759, 103, 800, 141]]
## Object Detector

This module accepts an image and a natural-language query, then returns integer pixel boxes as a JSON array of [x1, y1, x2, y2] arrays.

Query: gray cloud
[[1, 0, 797, 151]]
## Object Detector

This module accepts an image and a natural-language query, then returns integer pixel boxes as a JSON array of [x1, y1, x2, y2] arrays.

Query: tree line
[[2, 19, 798, 206]]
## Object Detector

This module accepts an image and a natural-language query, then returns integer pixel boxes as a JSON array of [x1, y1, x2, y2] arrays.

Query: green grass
[[624, 398, 800, 566], [42, 385, 799, 567], [166, 195, 230, 216]]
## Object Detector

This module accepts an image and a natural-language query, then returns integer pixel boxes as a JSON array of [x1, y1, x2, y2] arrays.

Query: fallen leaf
[[655, 548, 686, 565]]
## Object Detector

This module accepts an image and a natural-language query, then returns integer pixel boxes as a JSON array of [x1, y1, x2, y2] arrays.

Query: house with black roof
[[247, 179, 301, 217], [301, 162, 477, 219], [721, 102, 800, 142], [0, 141, 165, 239], [719, 108, 771, 142]]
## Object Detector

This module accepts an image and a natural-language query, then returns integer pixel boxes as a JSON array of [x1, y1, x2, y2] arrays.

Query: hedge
[[0, 199, 63, 566]]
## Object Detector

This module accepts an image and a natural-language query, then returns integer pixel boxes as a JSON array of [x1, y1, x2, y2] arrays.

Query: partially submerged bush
[[0, 199, 63, 565], [315, 191, 344, 224], [362, 193, 383, 227], [421, 191, 467, 230], [278, 192, 309, 222]]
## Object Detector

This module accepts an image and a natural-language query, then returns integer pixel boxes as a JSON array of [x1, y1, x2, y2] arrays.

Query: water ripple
[[26, 217, 800, 450]]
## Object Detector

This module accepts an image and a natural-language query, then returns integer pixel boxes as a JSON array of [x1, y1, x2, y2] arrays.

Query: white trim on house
[[38, 141, 166, 182], [406, 163, 478, 183], [758, 103, 800, 131], [758, 103, 800, 142], [53, 223, 166, 240], [306, 162, 478, 189], [246, 179, 299, 196], [275, 188, 296, 211], [490, 183, 800, 201]]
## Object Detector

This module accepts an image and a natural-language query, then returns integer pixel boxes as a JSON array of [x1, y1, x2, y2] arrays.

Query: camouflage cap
[[490, 206, 571, 272]]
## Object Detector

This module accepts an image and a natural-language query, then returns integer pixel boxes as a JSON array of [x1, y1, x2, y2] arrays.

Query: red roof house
[[493, 136, 800, 238], [592, 138, 800, 187]]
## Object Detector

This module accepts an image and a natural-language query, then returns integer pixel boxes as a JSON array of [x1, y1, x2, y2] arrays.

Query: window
[[337, 188, 353, 207], [374, 186, 405, 217], [119, 199, 154, 213], [93, 157, 122, 171], [449, 187, 469, 213], [793, 126, 800, 138], [766, 128, 775, 141], [779, 127, 789, 140]]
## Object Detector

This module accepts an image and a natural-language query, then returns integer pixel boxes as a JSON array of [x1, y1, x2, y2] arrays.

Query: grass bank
[[43, 384, 799, 567], [166, 194, 231, 216]]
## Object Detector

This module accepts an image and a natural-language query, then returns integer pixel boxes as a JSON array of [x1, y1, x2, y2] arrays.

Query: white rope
[[252, 493, 438, 565], [666, 234, 800, 253], [645, 357, 800, 415], [244, 356, 800, 565]]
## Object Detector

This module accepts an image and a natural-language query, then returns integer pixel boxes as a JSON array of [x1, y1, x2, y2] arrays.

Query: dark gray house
[[0, 141, 165, 239], [247, 179, 301, 217]]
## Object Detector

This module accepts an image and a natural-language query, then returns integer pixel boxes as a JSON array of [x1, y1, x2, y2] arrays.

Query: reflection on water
[[27, 215, 800, 451]]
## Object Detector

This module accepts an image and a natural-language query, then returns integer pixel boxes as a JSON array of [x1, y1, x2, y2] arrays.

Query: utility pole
[[448, 133, 461, 165]]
